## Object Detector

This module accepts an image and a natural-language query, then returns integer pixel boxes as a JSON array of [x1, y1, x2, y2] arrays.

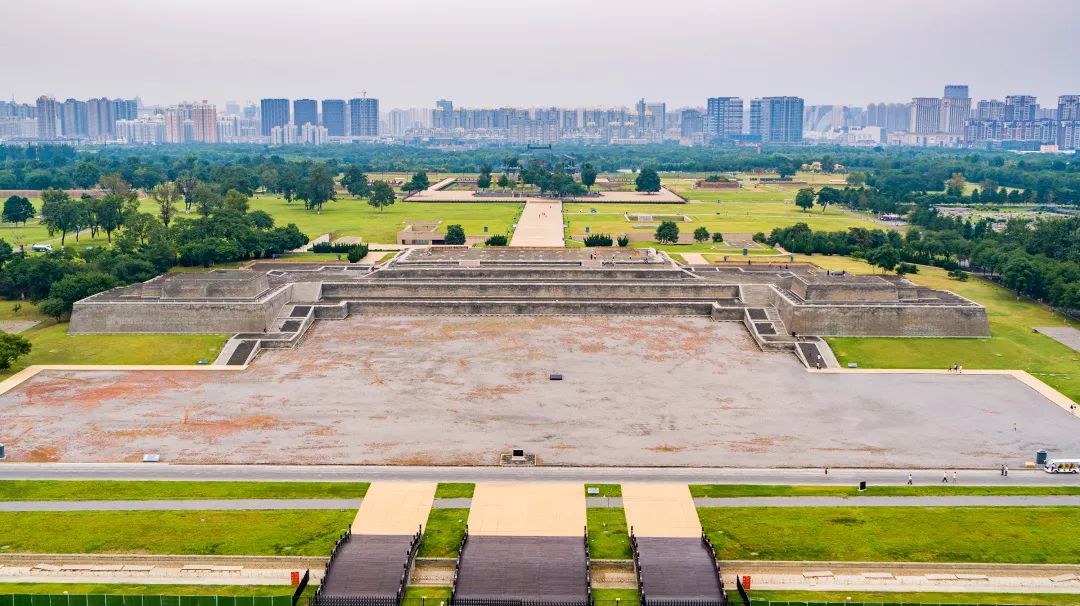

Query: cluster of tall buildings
[[3, 86, 1079, 151]]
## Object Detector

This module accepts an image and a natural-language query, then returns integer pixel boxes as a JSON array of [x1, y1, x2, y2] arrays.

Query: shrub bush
[[311, 241, 357, 253], [712, 232, 724, 243], [617, 234, 629, 247], [484, 234, 508, 246], [583, 233, 614, 247], [346, 244, 369, 263]]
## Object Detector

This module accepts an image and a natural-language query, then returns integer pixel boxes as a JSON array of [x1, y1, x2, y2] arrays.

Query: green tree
[[0, 331, 32, 370], [866, 245, 901, 273], [367, 181, 396, 212], [795, 187, 815, 212], [175, 174, 200, 212], [477, 172, 492, 190], [444, 224, 466, 245], [224, 189, 250, 213], [403, 171, 430, 193], [580, 163, 598, 192], [95, 194, 125, 242], [815, 186, 841, 211], [299, 163, 336, 213], [72, 161, 101, 188], [150, 182, 181, 226], [711, 232, 724, 243], [48, 271, 120, 316], [342, 165, 370, 198], [635, 167, 661, 193], [192, 184, 223, 217], [693, 226, 710, 243], [655, 221, 679, 244], [39, 298, 66, 322], [497, 174, 511, 190], [3, 195, 36, 226], [40, 189, 80, 246]]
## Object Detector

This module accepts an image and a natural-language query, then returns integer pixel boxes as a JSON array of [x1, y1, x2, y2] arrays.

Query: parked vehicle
[[1044, 459, 1080, 473], [30, 244, 53, 253]]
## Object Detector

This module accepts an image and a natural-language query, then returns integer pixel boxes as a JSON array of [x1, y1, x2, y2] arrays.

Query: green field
[[0, 510, 354, 555], [746, 590, 1080, 605], [0, 584, 290, 597], [792, 257, 1080, 404], [402, 587, 452, 600], [434, 483, 475, 498], [417, 508, 469, 558], [698, 507, 1080, 563], [591, 589, 640, 606], [586, 507, 631, 559], [689, 484, 1080, 498], [247, 196, 523, 244], [585, 484, 622, 497], [0, 301, 228, 380], [0, 481, 368, 501]]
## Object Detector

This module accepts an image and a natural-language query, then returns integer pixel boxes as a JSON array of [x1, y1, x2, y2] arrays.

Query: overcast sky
[[5, 0, 1078, 110]]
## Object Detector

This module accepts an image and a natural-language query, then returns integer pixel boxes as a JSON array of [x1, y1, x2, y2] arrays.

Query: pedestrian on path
[[958, 365, 963, 374], [953, 471, 958, 484], [942, 472, 948, 483], [825, 467, 829, 476], [907, 473, 913, 485], [1004, 465, 1009, 477], [1000, 464, 1005, 476]]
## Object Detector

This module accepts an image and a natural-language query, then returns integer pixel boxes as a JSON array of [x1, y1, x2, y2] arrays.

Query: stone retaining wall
[[772, 291, 991, 337], [343, 300, 715, 316], [321, 281, 739, 300]]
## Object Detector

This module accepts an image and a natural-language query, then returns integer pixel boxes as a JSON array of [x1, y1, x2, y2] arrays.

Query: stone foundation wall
[[321, 281, 739, 300], [380, 268, 685, 280], [773, 292, 990, 337], [790, 278, 898, 302], [69, 285, 293, 334], [344, 300, 715, 316]]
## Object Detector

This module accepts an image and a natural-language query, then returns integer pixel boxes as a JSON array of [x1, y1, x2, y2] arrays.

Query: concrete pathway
[[351, 482, 435, 535], [1035, 326, 1080, 354], [693, 495, 1080, 507], [469, 482, 584, 536], [680, 253, 708, 265], [8, 463, 1080, 484], [0, 498, 361, 512], [509, 201, 564, 247], [621, 483, 701, 538]]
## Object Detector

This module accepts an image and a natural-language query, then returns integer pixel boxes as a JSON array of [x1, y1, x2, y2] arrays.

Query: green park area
[[586, 506, 631, 559], [698, 507, 1080, 563], [0, 510, 354, 555], [417, 508, 469, 558], [690, 484, 1080, 498], [0, 301, 228, 380], [0, 480, 368, 501], [246, 195, 522, 245], [433, 482, 475, 498], [778, 255, 1079, 403]]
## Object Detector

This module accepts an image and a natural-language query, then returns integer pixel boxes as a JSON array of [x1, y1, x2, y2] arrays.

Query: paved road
[[509, 201, 563, 247], [691, 495, 1080, 507], [3, 463, 1079, 486], [0, 498, 362, 512]]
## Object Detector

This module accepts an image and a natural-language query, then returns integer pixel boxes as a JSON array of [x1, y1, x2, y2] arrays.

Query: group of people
[[948, 363, 964, 373]]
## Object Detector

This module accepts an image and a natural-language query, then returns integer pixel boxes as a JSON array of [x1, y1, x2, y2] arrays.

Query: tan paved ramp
[[510, 201, 564, 247], [351, 482, 436, 535], [622, 483, 701, 538], [469, 483, 585, 536]]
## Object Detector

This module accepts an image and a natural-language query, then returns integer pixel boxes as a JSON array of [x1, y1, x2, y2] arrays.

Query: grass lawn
[[434, 483, 474, 498], [417, 508, 468, 558], [698, 507, 1080, 563], [0, 481, 368, 501], [0, 584, 291, 596], [585, 484, 622, 497], [689, 484, 1080, 498], [787, 257, 1080, 404], [0, 510, 354, 555], [586, 507, 631, 560], [745, 590, 1080, 605], [402, 587, 452, 600], [591, 589, 639, 606], [246, 196, 523, 244]]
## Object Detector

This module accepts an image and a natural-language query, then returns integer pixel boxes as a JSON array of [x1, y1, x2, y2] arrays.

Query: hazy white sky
[[5, 0, 1078, 109]]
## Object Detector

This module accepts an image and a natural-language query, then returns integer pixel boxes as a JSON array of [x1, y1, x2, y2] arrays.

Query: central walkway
[[510, 200, 564, 247]]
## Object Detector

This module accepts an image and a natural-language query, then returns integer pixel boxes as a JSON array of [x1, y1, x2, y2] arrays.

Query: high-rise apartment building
[[321, 99, 346, 136], [191, 101, 218, 143], [944, 85, 969, 100], [910, 97, 942, 134], [751, 96, 803, 143], [348, 97, 379, 136], [940, 85, 970, 135], [1005, 95, 1038, 121], [433, 99, 454, 129], [1057, 95, 1080, 121], [36, 96, 60, 139], [164, 103, 193, 143], [259, 98, 290, 137], [680, 109, 704, 138], [705, 97, 743, 141], [293, 99, 318, 128], [61, 98, 88, 137], [866, 102, 911, 133], [976, 99, 1006, 121], [86, 97, 117, 140], [113, 99, 138, 121]]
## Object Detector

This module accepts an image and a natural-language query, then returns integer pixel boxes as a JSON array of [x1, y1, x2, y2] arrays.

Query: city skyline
[[4, 0, 1079, 109]]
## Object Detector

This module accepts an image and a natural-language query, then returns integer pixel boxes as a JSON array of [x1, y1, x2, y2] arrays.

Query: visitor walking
[[1004, 465, 1009, 476], [1000, 464, 1005, 476], [942, 472, 948, 484], [957, 365, 963, 374], [953, 471, 958, 484], [907, 473, 913, 485]]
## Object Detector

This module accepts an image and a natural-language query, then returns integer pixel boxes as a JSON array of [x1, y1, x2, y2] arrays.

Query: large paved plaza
[[2, 316, 1077, 467]]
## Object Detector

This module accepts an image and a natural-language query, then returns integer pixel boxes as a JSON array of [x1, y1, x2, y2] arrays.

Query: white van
[[1044, 459, 1080, 474], [30, 244, 53, 253]]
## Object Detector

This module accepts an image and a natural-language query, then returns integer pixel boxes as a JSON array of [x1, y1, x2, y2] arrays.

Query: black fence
[[292, 570, 311, 606], [311, 598, 397, 606], [448, 524, 470, 604], [700, 533, 727, 606], [451, 600, 589, 606], [394, 525, 425, 605], [734, 577, 749, 606], [583, 526, 592, 606]]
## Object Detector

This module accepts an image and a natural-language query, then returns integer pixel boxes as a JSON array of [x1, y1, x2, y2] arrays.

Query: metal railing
[[448, 524, 470, 605]]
